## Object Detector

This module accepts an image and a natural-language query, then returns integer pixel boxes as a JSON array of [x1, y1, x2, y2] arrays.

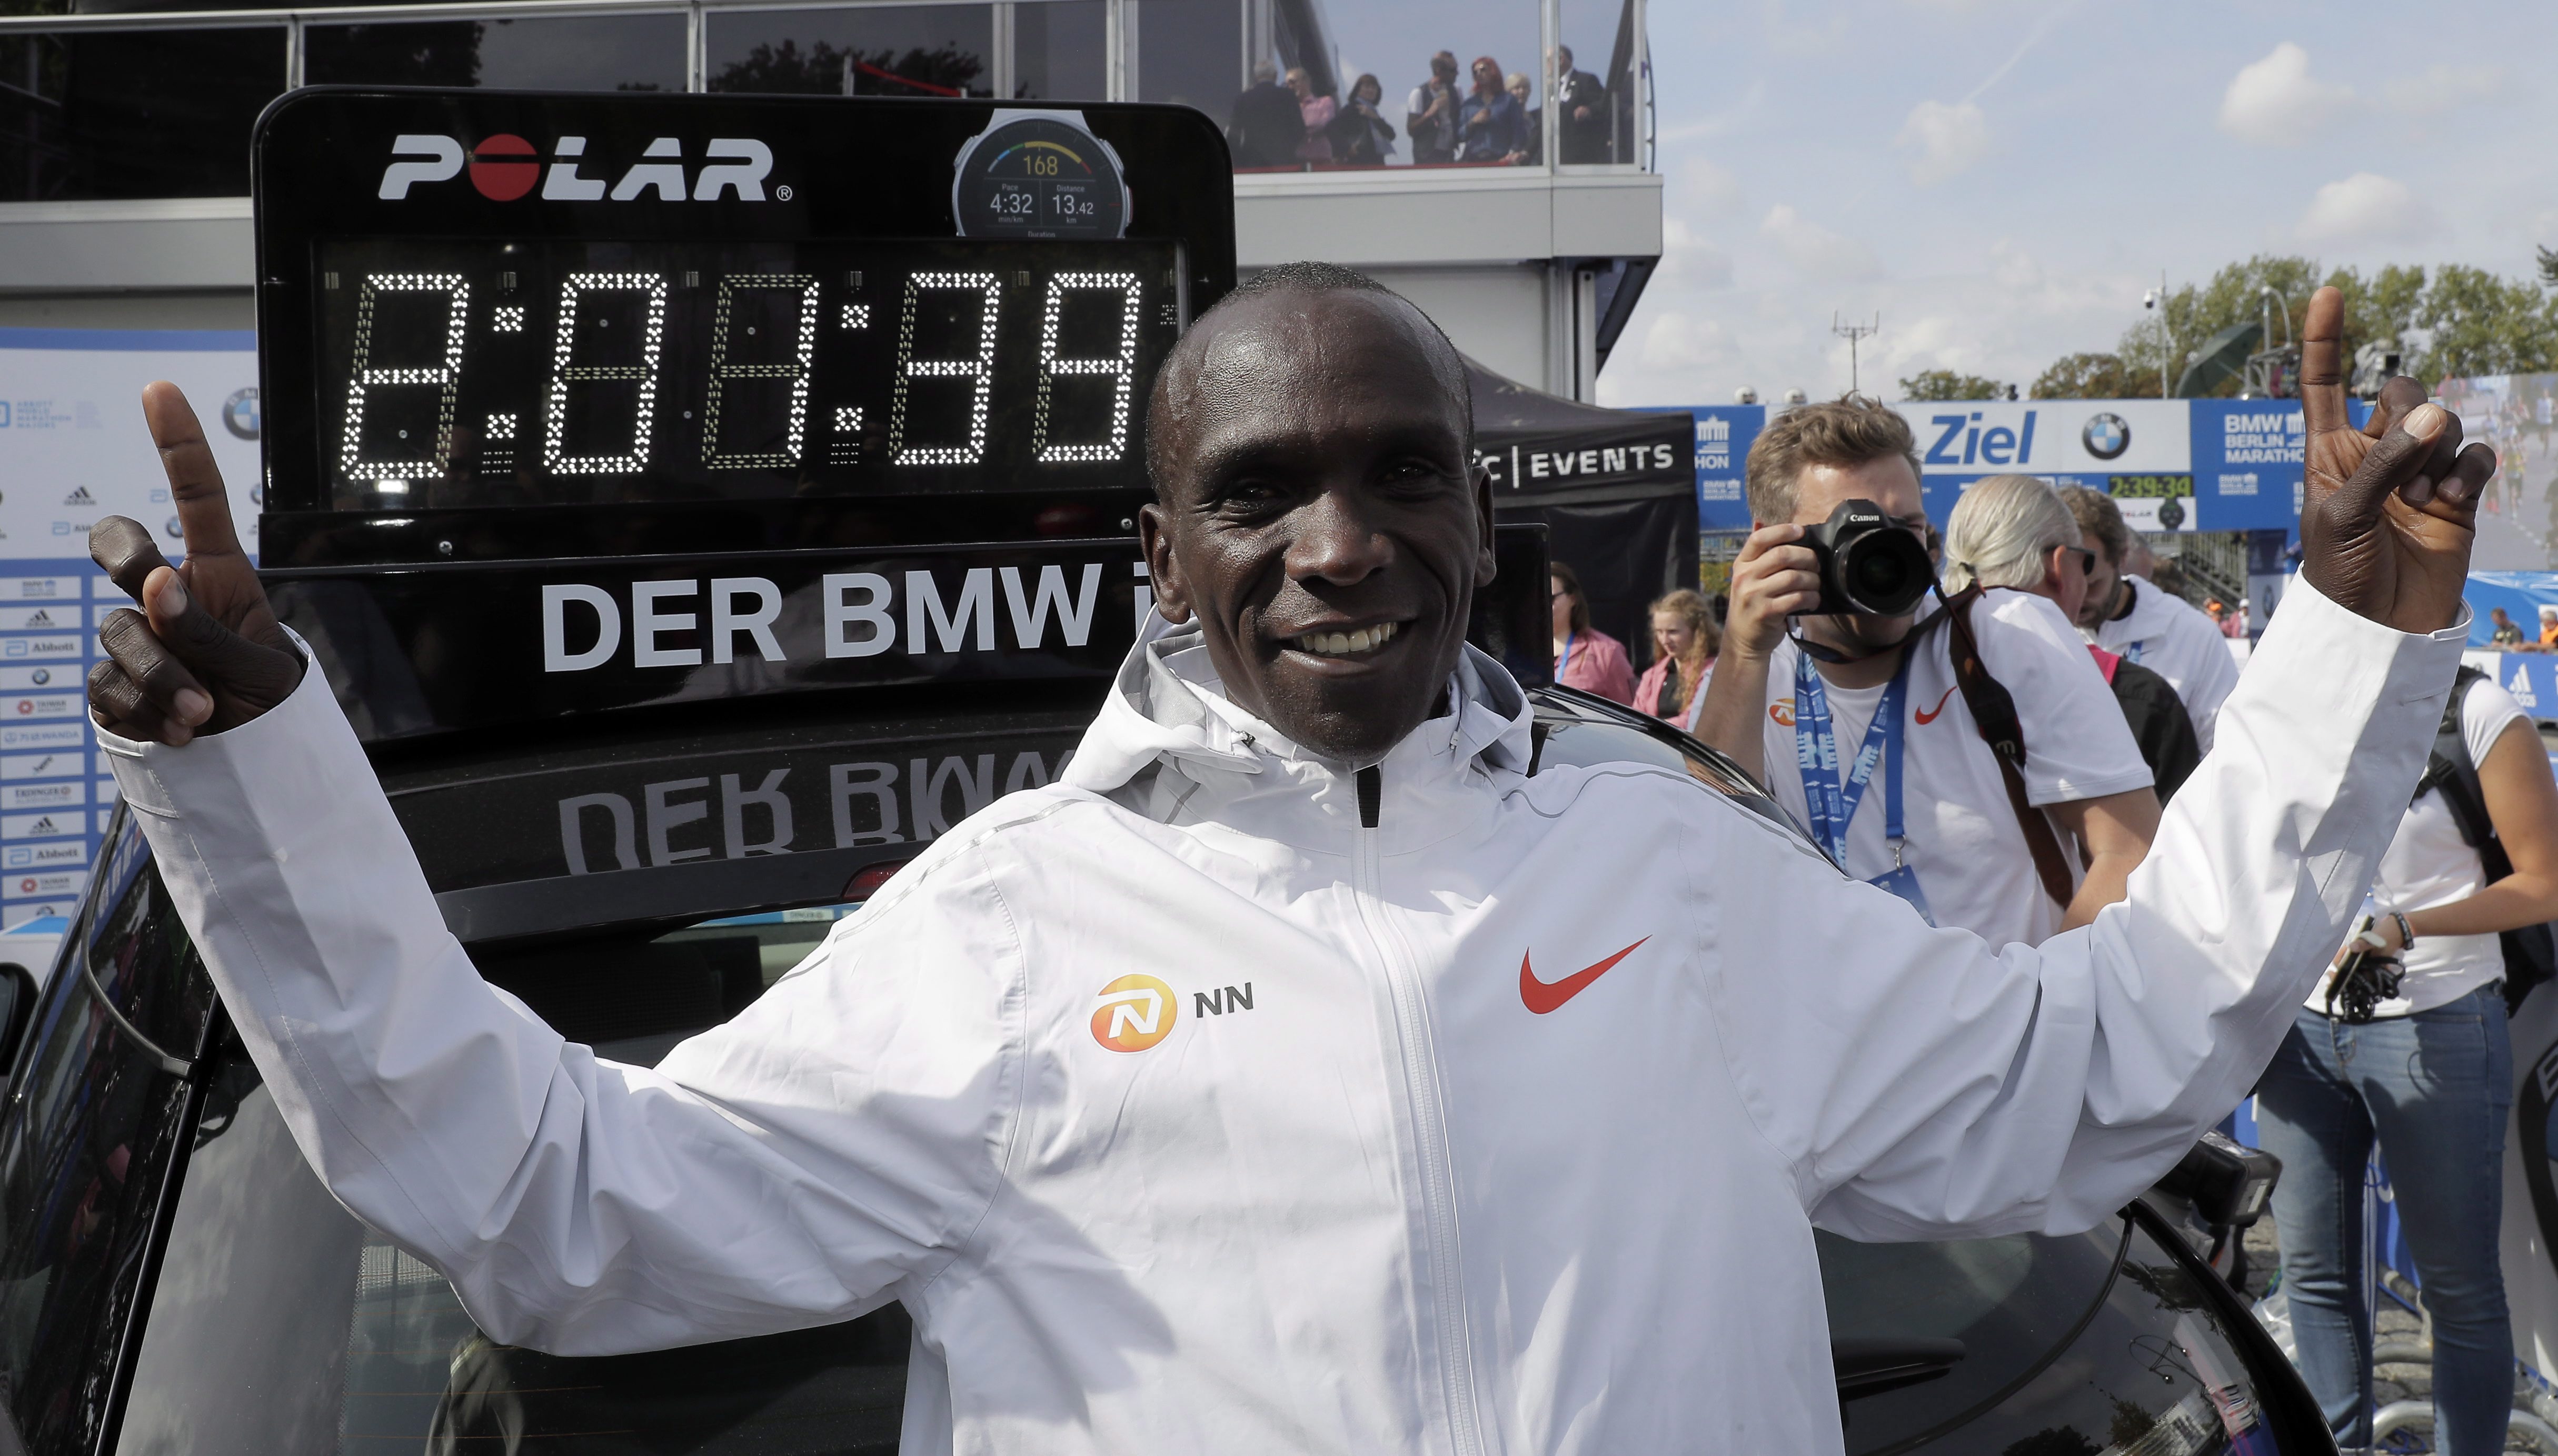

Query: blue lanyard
[[1793, 649, 1911, 864], [2124, 639, 2144, 664], [1557, 632, 1577, 676]]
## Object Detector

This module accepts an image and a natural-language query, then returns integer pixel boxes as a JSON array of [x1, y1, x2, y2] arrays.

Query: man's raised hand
[[2297, 285, 2493, 635], [88, 382, 302, 746]]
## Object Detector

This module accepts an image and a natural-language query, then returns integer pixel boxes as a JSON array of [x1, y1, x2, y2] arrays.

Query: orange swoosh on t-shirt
[[1912, 686, 1959, 725]]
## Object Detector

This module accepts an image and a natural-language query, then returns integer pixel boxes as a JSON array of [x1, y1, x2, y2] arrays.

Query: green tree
[[1897, 369, 2008, 401], [2411, 263, 2558, 378], [2044, 254, 2558, 397], [2030, 352, 2157, 400], [2114, 255, 2327, 398]]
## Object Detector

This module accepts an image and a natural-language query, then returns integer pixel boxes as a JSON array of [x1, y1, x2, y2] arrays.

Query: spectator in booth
[[2539, 603, 2558, 650], [2259, 656, 2558, 1454], [1458, 56, 1526, 164], [1227, 60, 1305, 169], [1551, 562, 1635, 704], [1552, 46, 1610, 163], [1945, 475, 2202, 804], [1693, 400, 2161, 948], [2059, 485, 2239, 756], [1405, 52, 1461, 165], [1508, 73, 1541, 165], [2489, 606, 2526, 649], [1286, 68, 1336, 164], [1328, 74, 1397, 166], [1635, 589, 1717, 732]]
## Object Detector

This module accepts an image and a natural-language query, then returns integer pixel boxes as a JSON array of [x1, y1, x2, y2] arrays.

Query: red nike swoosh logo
[[1519, 938, 1649, 1014], [1912, 686, 1958, 725]]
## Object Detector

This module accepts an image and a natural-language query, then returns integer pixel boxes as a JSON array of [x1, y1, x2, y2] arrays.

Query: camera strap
[[1791, 647, 1912, 864], [1928, 583, 2078, 912]]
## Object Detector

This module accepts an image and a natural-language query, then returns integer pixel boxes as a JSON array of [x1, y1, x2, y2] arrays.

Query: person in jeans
[[1550, 561, 1635, 704], [1634, 588, 1717, 731], [2257, 663, 2558, 1453]]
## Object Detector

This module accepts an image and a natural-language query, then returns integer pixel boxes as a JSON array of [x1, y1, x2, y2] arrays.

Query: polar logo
[[379, 134, 777, 203], [1091, 974, 1178, 1053]]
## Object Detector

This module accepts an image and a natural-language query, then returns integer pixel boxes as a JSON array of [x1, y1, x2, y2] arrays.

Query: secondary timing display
[[315, 238, 1178, 508]]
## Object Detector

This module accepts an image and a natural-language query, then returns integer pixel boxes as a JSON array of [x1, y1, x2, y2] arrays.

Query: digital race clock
[[251, 91, 1235, 567]]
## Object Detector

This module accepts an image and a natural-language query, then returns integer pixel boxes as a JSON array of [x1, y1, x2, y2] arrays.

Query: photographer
[[2257, 662, 2558, 1454], [1693, 400, 2161, 945]]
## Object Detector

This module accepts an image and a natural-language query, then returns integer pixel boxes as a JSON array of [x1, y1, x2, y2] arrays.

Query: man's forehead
[[1170, 293, 1464, 438]]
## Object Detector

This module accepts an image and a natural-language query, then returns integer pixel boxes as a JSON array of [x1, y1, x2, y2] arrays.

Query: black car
[[0, 677, 2325, 1456]]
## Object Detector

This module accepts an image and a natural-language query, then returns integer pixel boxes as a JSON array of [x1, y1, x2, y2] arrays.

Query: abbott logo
[[1091, 974, 1177, 1053]]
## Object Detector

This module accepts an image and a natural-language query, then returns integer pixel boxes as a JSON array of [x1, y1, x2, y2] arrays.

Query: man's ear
[[1137, 501, 1193, 624]]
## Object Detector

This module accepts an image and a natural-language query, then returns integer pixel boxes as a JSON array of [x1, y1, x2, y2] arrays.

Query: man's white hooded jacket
[[98, 579, 2463, 1455]]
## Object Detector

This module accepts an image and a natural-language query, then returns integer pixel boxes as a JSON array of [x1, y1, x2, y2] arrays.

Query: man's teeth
[[1291, 621, 1401, 656]]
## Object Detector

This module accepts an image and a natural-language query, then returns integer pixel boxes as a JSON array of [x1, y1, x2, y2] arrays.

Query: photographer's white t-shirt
[[2305, 675, 2531, 1017], [1759, 590, 2154, 949]]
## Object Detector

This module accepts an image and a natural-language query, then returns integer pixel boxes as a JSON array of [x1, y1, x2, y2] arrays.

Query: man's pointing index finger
[[141, 380, 243, 563]]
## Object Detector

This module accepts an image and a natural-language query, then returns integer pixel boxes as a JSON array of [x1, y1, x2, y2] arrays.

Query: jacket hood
[[1061, 610, 1536, 800]]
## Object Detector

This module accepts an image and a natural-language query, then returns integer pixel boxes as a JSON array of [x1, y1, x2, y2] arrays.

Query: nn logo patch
[[1091, 974, 1177, 1053]]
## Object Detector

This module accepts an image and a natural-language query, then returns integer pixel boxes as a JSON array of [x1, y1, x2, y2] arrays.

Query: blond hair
[[1649, 587, 1719, 673], [1942, 475, 2077, 594], [1743, 395, 1922, 524]]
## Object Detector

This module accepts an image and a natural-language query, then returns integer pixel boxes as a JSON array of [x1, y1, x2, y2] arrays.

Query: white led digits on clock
[[542, 272, 669, 475], [887, 271, 1002, 466], [702, 274, 821, 468], [1031, 272, 1142, 463], [339, 273, 470, 483]]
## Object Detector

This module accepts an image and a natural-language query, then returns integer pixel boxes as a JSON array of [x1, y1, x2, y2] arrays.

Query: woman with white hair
[[1945, 475, 2203, 799]]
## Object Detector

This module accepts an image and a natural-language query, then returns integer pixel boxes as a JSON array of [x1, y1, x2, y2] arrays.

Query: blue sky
[[1598, 0, 2558, 407]]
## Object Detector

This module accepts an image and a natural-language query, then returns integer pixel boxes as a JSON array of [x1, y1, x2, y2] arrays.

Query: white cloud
[[2295, 173, 2439, 247], [2217, 42, 2353, 147], [2383, 61, 2505, 117], [1761, 205, 1884, 283], [1677, 157, 1744, 218], [1654, 218, 1736, 291], [1895, 100, 1992, 185]]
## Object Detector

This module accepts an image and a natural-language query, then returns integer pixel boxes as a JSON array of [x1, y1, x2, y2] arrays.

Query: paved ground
[[2240, 1221, 2556, 1453]]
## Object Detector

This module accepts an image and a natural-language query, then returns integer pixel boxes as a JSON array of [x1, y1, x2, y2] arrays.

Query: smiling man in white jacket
[[85, 273, 2492, 1455]]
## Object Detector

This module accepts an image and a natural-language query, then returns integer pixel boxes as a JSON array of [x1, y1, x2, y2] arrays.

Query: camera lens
[[1838, 532, 1933, 616], [1853, 547, 1913, 600]]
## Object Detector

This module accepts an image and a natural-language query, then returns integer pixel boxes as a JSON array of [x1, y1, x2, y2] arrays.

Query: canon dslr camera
[[1803, 498, 1936, 617]]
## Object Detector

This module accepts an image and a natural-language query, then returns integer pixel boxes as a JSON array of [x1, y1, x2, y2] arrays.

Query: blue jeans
[[2256, 984, 2514, 1455]]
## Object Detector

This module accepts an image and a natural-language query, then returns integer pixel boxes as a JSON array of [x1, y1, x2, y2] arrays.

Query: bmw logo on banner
[[2081, 412, 2131, 460]]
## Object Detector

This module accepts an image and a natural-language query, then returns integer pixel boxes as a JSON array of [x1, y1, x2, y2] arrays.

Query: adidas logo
[[25, 816, 52, 834], [61, 486, 92, 506], [23, 611, 52, 629]]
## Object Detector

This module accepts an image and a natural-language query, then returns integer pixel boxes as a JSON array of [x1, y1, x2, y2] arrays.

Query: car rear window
[[112, 904, 910, 1456]]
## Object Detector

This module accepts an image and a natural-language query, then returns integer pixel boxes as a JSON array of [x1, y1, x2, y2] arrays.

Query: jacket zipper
[[1351, 764, 1488, 1456]]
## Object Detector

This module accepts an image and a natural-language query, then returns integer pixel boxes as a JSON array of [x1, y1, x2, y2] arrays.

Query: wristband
[[2390, 911, 2415, 951]]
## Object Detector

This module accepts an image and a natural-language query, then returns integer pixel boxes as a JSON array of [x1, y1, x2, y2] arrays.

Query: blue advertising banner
[[1689, 405, 1763, 530], [2188, 400, 2306, 531], [2468, 652, 2558, 725]]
